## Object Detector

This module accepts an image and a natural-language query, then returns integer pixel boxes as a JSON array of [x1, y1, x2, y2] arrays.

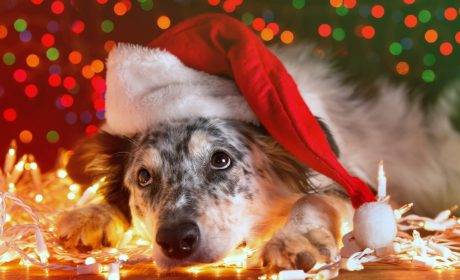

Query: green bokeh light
[[46, 130, 60, 143], [2, 52, 16, 65], [292, 0, 305, 9], [332, 28, 345, 41], [101, 20, 114, 33], [14, 18, 27, 32], [241, 13, 254, 25], [422, 69, 435, 82], [139, 0, 153, 11], [46, 48, 60, 61], [418, 10, 431, 23], [423, 53, 436, 66], [336, 5, 349, 16], [389, 42, 402, 55]]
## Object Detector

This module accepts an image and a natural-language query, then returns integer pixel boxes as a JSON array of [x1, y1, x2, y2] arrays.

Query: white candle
[[377, 160, 387, 199], [3, 140, 17, 174]]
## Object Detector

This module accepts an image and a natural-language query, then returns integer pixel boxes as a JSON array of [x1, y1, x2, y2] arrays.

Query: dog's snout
[[155, 221, 200, 259]]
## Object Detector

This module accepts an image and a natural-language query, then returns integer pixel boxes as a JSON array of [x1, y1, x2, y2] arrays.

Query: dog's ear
[[257, 135, 315, 193], [66, 131, 132, 222], [233, 122, 314, 193], [237, 118, 339, 194]]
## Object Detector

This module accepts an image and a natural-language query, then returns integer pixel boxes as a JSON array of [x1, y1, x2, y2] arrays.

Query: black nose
[[155, 222, 200, 259]]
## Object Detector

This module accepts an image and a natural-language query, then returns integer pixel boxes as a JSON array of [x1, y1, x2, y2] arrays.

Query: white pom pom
[[353, 202, 397, 249]]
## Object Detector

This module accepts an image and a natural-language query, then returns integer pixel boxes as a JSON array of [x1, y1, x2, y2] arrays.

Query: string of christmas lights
[[2, 141, 460, 279]]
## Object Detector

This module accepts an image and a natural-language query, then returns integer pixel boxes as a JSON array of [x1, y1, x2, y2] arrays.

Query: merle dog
[[56, 44, 460, 272]]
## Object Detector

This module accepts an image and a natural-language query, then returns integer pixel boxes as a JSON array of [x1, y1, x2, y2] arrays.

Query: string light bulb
[[377, 160, 387, 200], [3, 140, 17, 174]]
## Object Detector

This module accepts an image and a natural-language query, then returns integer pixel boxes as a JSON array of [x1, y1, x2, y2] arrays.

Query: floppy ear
[[236, 118, 340, 194], [257, 134, 316, 193], [66, 131, 132, 222]]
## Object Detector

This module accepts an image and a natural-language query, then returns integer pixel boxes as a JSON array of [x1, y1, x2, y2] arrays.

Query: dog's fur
[[56, 44, 460, 272]]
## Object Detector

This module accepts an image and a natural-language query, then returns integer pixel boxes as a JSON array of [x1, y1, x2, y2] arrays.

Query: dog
[[56, 43, 460, 272]]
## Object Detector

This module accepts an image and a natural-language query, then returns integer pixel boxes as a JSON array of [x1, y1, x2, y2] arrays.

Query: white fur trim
[[353, 202, 397, 249], [105, 43, 258, 135]]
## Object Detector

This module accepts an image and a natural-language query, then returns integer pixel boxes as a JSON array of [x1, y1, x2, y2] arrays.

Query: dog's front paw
[[56, 204, 127, 251], [261, 226, 338, 274]]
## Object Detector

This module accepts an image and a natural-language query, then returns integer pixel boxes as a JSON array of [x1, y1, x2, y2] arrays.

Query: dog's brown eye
[[137, 168, 152, 187], [210, 151, 231, 170]]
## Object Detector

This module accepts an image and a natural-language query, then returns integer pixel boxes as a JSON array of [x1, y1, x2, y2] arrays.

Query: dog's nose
[[155, 221, 200, 259]]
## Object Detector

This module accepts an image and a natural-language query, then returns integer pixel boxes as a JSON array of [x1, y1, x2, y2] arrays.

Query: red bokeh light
[[48, 74, 62, 87], [267, 22, 279, 35], [361, 25, 375, 39], [252, 18, 265, 31], [440, 42, 453, 56], [404, 15, 417, 28], [60, 94, 74, 108], [71, 20, 85, 34], [24, 84, 39, 98], [51, 1, 65, 15], [208, 0, 220, 6], [3, 108, 17, 122], [318, 24, 332, 37], [13, 69, 27, 83], [63, 77, 77, 90], [371, 5, 385, 18], [41, 33, 55, 47], [444, 7, 457, 21], [85, 124, 99, 136]]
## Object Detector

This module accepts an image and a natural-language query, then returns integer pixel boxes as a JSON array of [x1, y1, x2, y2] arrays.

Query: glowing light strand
[[2, 144, 460, 280]]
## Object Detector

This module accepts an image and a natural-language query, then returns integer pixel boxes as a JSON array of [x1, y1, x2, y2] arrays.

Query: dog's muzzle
[[155, 221, 200, 259]]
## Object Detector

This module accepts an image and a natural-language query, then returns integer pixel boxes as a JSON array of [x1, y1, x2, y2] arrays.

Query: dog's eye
[[210, 151, 231, 170], [137, 168, 152, 187]]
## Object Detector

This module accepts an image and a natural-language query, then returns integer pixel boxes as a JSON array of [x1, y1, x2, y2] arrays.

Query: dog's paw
[[56, 204, 127, 251], [261, 226, 338, 274]]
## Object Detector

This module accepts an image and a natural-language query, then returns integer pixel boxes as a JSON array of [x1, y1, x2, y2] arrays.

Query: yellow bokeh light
[[81, 65, 95, 79], [157, 16, 171, 30], [280, 30, 294, 44], [91, 59, 104, 73], [26, 54, 40, 68], [330, 0, 343, 8], [260, 28, 274, 41]]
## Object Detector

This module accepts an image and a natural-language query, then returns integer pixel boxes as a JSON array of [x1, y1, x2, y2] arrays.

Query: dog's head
[[67, 117, 338, 268]]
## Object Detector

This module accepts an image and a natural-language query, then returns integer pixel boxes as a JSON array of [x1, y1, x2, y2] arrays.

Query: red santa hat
[[104, 13, 376, 208]]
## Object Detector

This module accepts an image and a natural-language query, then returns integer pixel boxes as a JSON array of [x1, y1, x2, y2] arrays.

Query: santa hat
[[104, 13, 376, 209]]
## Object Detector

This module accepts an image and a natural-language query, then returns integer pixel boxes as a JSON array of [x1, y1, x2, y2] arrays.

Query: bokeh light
[[318, 24, 332, 37], [396, 61, 410, 75], [424, 29, 438, 43], [440, 42, 453, 56], [51, 1, 65, 15], [157, 16, 171, 30], [19, 130, 33, 144], [280, 30, 294, 44], [3, 108, 17, 122], [371, 5, 384, 18], [26, 54, 40, 68]]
